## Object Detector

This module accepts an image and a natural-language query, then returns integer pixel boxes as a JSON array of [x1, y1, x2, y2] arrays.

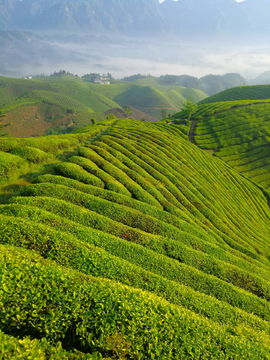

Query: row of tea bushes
[[1, 244, 270, 359], [2, 119, 270, 358]]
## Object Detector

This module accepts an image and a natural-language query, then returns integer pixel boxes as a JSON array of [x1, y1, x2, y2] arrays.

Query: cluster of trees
[[50, 70, 78, 77], [122, 74, 149, 82], [32, 70, 79, 78], [82, 73, 112, 82]]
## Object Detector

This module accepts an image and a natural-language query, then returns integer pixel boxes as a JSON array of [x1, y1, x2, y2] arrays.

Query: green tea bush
[[1, 209, 270, 335], [32, 174, 222, 244], [198, 85, 270, 105], [68, 155, 131, 197], [3, 200, 270, 301], [2, 117, 270, 358], [8, 195, 270, 281], [97, 134, 270, 261], [78, 146, 162, 208], [0, 151, 27, 181], [1, 245, 270, 359], [10, 146, 49, 164], [0, 330, 88, 360], [54, 163, 104, 188], [194, 102, 270, 188], [3, 202, 270, 319], [25, 90, 90, 112]]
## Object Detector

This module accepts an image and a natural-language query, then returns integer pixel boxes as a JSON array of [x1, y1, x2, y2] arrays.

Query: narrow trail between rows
[[188, 120, 200, 145]]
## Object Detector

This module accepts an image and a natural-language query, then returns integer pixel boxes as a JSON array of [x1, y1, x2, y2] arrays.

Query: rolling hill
[[174, 85, 270, 191], [1, 118, 270, 358], [0, 75, 207, 137], [198, 85, 270, 105]]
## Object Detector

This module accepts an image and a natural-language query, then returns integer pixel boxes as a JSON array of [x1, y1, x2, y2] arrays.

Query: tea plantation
[[1, 118, 270, 358], [189, 98, 270, 189], [198, 85, 270, 105], [0, 75, 207, 137]]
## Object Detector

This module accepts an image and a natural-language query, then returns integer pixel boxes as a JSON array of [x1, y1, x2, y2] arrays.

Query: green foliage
[[54, 162, 104, 188], [194, 102, 270, 189], [199, 85, 270, 105], [0, 329, 87, 360], [0, 151, 27, 182], [181, 94, 198, 120], [23, 90, 91, 112], [160, 107, 167, 120], [0, 125, 110, 182], [0, 74, 208, 137], [0, 209, 270, 335], [1, 118, 270, 358], [106, 113, 116, 121], [91, 118, 96, 124], [68, 155, 131, 196], [10, 146, 49, 164], [1, 245, 270, 359], [176, 99, 270, 121], [125, 106, 132, 118]]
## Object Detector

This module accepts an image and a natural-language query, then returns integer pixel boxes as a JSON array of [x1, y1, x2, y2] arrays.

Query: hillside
[[1, 119, 270, 358], [175, 86, 270, 190], [193, 100, 270, 190], [0, 75, 207, 136], [198, 85, 270, 105], [133, 74, 245, 97]]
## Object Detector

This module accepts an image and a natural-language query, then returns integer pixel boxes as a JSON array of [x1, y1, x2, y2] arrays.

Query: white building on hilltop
[[94, 76, 110, 85]]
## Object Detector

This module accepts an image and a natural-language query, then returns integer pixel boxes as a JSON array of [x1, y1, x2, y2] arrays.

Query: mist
[[1, 0, 270, 83], [2, 33, 270, 83]]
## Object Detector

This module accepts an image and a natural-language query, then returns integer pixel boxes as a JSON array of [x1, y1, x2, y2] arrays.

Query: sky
[[159, 0, 245, 2]]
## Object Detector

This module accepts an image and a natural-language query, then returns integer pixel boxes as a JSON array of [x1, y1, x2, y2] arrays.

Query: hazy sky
[[173, 0, 244, 1]]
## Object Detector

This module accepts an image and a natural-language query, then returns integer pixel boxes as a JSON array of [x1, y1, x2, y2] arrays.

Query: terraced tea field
[[1, 119, 270, 358], [199, 84, 270, 105], [193, 101, 270, 189]]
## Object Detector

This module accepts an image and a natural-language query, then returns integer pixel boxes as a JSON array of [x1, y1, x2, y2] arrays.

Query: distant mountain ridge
[[1, 0, 270, 37]]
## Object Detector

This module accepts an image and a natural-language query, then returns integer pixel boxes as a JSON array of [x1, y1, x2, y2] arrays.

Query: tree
[[160, 107, 167, 121], [106, 114, 116, 121], [0, 111, 10, 136], [91, 118, 96, 125], [182, 94, 198, 120], [125, 106, 132, 118]]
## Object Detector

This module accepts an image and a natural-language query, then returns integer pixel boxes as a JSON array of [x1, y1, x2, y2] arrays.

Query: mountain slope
[[1, 0, 270, 38], [1, 119, 270, 358], [175, 85, 270, 191], [198, 85, 270, 105], [0, 75, 207, 136], [193, 100, 270, 190]]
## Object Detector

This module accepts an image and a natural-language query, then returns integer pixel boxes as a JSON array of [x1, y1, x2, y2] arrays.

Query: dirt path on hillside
[[188, 120, 200, 145]]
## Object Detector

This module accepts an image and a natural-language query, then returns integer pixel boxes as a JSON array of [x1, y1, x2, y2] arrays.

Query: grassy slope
[[183, 87, 270, 189], [0, 75, 121, 136], [136, 77, 207, 104], [198, 85, 270, 105], [0, 75, 208, 136], [1, 119, 270, 358]]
